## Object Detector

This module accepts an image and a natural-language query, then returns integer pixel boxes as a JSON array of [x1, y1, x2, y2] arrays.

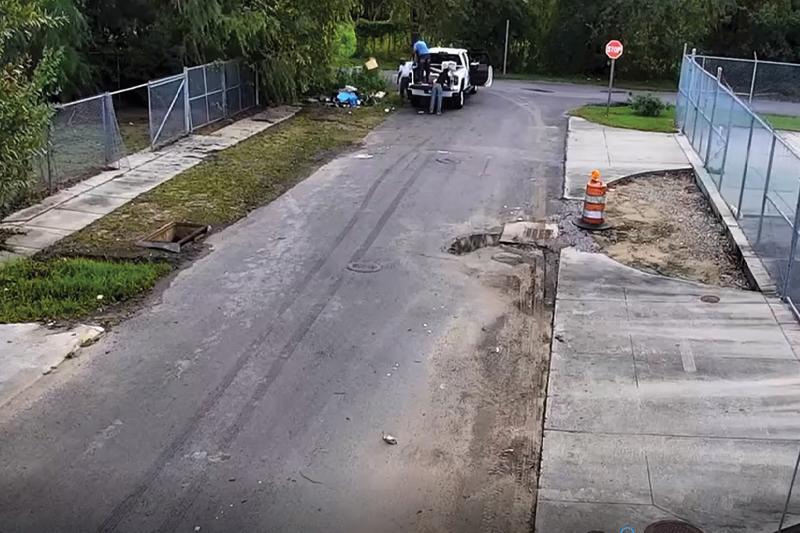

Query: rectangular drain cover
[[499, 222, 557, 245], [137, 222, 210, 253]]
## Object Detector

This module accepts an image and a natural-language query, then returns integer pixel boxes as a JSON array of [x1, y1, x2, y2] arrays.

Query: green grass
[[500, 72, 677, 92], [0, 258, 170, 323], [117, 109, 151, 154], [571, 103, 800, 134], [763, 113, 800, 132], [52, 103, 393, 259], [570, 104, 678, 133]]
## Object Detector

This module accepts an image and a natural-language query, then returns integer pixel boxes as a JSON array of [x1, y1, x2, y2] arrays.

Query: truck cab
[[399, 47, 493, 109]]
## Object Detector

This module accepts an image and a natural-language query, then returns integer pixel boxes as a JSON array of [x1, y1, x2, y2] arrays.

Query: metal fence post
[[100, 93, 113, 167], [45, 122, 54, 192], [202, 65, 210, 126], [255, 64, 260, 107], [718, 92, 735, 191], [147, 80, 155, 149], [691, 73, 704, 147], [683, 48, 697, 131], [704, 68, 723, 165], [784, 188, 800, 297], [736, 114, 757, 218], [222, 61, 228, 119], [749, 51, 758, 104], [756, 137, 778, 244], [183, 67, 191, 134]]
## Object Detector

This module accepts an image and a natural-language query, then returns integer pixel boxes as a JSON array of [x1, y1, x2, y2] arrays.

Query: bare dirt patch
[[593, 170, 750, 289]]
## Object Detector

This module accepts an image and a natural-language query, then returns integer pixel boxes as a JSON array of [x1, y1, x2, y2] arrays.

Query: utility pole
[[503, 19, 510, 76]]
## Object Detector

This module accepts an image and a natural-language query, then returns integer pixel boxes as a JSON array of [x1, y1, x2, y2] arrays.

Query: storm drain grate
[[137, 222, 210, 253], [644, 521, 704, 533], [523, 88, 554, 94]]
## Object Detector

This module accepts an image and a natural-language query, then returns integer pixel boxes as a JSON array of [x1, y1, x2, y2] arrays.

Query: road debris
[[382, 433, 398, 445], [299, 471, 324, 485]]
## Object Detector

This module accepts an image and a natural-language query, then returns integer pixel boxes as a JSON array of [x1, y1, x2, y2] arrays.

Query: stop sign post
[[605, 40, 624, 115]]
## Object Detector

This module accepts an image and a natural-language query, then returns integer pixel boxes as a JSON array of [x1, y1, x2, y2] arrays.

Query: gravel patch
[[590, 169, 751, 289]]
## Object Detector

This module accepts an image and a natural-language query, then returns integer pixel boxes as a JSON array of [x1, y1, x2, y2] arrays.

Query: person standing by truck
[[412, 33, 431, 83], [429, 61, 454, 115]]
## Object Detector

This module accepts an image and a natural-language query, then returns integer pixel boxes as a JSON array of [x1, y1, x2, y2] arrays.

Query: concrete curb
[[676, 134, 777, 294]]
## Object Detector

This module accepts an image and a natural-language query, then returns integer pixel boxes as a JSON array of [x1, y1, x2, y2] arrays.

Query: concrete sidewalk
[[564, 117, 690, 199], [0, 324, 104, 407], [536, 248, 800, 532], [2, 106, 299, 257]]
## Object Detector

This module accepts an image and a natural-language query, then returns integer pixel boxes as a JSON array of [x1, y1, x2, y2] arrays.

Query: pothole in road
[[447, 232, 502, 255]]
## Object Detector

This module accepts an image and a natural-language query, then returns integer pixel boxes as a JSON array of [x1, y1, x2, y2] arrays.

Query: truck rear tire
[[453, 89, 465, 109]]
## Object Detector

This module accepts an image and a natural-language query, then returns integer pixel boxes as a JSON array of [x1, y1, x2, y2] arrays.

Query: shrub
[[334, 67, 387, 95], [630, 94, 665, 117]]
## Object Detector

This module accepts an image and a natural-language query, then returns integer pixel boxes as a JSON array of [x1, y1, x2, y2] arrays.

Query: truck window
[[429, 53, 464, 67]]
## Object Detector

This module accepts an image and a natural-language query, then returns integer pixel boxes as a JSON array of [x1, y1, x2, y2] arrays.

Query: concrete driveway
[[0, 80, 604, 532]]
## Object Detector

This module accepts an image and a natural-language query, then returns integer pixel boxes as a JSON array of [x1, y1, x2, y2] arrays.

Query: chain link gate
[[148, 74, 189, 149]]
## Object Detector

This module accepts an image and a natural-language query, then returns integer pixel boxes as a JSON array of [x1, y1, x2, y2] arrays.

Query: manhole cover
[[700, 295, 721, 304], [523, 88, 554, 93], [645, 521, 704, 533], [347, 262, 381, 273]]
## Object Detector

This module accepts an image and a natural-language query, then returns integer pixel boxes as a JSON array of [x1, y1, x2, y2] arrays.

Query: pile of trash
[[306, 86, 387, 108], [306, 57, 388, 109]]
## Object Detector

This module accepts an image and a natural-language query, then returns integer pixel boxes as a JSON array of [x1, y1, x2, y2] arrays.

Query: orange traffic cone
[[574, 170, 611, 231]]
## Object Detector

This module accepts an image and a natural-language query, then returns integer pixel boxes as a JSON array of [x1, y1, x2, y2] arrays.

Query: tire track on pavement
[[155, 150, 434, 532], [97, 139, 431, 533]]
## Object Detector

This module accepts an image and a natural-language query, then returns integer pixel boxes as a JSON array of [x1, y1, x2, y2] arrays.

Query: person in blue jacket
[[412, 33, 431, 83]]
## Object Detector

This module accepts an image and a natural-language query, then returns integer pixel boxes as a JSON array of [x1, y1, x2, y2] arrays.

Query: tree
[[0, 0, 62, 214]]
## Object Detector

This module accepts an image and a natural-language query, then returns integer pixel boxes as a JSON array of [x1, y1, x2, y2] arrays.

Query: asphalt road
[[1, 80, 616, 532]]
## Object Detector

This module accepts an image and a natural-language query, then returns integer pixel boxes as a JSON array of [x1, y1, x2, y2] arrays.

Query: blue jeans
[[429, 84, 443, 114]]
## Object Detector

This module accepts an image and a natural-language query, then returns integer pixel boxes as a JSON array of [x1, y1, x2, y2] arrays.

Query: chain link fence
[[40, 59, 259, 191], [186, 60, 257, 132], [678, 51, 800, 314], [699, 54, 800, 104], [41, 93, 128, 191]]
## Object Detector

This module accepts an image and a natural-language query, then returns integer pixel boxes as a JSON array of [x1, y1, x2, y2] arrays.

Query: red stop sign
[[606, 40, 624, 60]]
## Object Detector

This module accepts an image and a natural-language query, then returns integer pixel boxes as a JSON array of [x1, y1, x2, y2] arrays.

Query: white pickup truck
[[397, 47, 493, 109]]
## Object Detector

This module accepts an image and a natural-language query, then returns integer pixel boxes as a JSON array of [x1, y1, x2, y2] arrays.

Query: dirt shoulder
[[592, 170, 751, 289]]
